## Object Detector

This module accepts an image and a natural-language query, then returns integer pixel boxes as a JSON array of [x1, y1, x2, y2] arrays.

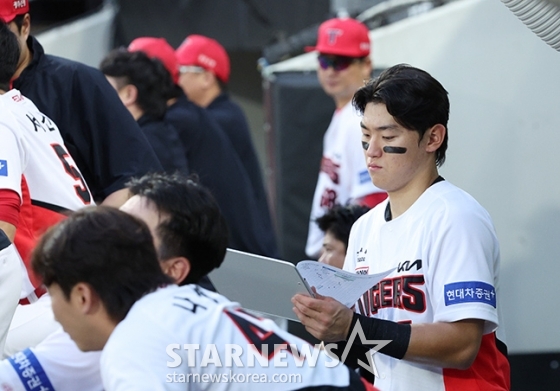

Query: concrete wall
[[36, 2, 116, 68]]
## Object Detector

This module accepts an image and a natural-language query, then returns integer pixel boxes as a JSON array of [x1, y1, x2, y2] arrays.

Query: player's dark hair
[[31, 206, 172, 323], [316, 204, 370, 250], [126, 172, 229, 285], [0, 22, 20, 90], [353, 64, 449, 167], [12, 15, 25, 32], [99, 49, 174, 119]]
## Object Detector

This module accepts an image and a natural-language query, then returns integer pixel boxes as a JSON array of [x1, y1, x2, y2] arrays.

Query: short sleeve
[[0, 122, 24, 199], [426, 204, 499, 334]]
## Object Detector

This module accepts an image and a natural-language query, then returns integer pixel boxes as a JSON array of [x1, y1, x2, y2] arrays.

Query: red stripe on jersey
[[14, 176, 66, 288], [443, 332, 510, 390], [358, 192, 388, 208], [0, 189, 21, 226]]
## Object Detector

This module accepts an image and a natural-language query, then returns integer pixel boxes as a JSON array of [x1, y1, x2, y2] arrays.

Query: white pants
[[0, 240, 22, 355]]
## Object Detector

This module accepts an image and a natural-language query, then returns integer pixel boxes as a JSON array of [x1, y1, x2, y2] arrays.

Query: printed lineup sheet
[[296, 261, 394, 307]]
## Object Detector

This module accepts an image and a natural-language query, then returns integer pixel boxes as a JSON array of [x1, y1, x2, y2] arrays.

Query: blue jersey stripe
[[8, 348, 55, 391]]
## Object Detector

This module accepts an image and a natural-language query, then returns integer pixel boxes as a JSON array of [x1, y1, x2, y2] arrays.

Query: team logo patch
[[359, 170, 370, 184], [355, 267, 369, 275], [0, 160, 7, 176], [444, 281, 496, 308]]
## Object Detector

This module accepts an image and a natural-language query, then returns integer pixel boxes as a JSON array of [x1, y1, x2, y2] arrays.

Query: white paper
[[296, 261, 394, 307]]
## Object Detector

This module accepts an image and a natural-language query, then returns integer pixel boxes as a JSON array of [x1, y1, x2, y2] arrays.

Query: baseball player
[[293, 65, 510, 390], [315, 204, 370, 270], [2, 0, 163, 208], [305, 18, 386, 259], [0, 21, 93, 356], [0, 174, 379, 391]]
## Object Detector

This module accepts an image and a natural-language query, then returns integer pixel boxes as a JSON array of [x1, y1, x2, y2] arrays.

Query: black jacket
[[166, 93, 278, 257], [137, 114, 189, 175]]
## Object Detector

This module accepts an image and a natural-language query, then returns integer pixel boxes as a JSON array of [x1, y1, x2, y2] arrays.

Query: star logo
[[340, 321, 391, 377]]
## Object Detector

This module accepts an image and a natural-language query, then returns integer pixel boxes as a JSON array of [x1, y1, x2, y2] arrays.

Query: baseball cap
[[306, 18, 370, 58], [175, 35, 230, 83], [128, 37, 179, 84], [0, 0, 29, 23]]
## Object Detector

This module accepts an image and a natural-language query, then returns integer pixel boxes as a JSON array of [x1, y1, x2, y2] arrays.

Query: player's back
[[102, 284, 364, 391], [0, 89, 93, 287]]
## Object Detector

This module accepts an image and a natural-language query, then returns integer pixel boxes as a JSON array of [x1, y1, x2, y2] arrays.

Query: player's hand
[[292, 287, 354, 342]]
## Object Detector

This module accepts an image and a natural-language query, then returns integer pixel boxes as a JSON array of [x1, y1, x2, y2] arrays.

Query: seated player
[[1, 173, 379, 391], [315, 204, 370, 269], [0, 21, 93, 357]]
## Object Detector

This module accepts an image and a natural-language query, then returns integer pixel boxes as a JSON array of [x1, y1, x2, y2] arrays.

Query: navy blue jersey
[[13, 36, 163, 201], [137, 114, 188, 175], [166, 93, 278, 257]]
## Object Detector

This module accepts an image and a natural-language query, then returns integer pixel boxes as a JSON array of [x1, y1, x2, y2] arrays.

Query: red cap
[[128, 37, 179, 84], [176, 35, 230, 83], [0, 0, 29, 23], [307, 18, 370, 57]]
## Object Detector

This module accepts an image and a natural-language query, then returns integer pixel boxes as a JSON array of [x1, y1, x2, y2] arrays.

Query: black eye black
[[361, 141, 369, 150]]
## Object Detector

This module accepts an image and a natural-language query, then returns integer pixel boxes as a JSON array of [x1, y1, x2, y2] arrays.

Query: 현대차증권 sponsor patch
[[444, 281, 496, 308]]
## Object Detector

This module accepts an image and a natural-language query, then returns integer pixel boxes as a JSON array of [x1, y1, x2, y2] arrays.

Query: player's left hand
[[292, 287, 354, 342]]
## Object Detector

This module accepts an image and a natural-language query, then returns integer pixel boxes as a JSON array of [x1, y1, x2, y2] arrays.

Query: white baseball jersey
[[102, 284, 369, 391], [343, 180, 510, 391], [306, 101, 382, 258], [0, 233, 22, 357], [0, 89, 93, 291], [0, 325, 103, 391]]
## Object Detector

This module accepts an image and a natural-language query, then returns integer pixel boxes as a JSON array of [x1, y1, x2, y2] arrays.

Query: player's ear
[[20, 13, 31, 40], [160, 257, 191, 285], [120, 84, 138, 106], [71, 282, 101, 315], [424, 124, 446, 153]]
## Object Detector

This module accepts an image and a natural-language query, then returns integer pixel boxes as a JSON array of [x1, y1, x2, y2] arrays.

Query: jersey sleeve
[[1, 328, 103, 391], [0, 122, 25, 199], [66, 67, 163, 200], [426, 203, 499, 334]]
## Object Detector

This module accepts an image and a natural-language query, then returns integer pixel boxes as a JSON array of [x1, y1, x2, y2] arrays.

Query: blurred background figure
[[175, 34, 276, 259], [128, 36, 279, 257], [100, 48, 188, 175], [305, 17, 387, 259], [315, 204, 370, 269]]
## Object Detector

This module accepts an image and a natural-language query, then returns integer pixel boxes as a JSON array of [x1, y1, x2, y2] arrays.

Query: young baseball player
[[0, 21, 93, 356], [0, 173, 378, 391], [27, 185, 379, 390], [292, 64, 510, 390], [1, 0, 163, 208], [315, 204, 370, 269], [305, 18, 386, 258]]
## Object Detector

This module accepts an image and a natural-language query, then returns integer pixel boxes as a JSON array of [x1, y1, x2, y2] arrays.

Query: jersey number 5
[[51, 144, 91, 204]]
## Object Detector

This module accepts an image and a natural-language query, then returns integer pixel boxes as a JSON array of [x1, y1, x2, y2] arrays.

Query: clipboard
[[208, 249, 313, 322]]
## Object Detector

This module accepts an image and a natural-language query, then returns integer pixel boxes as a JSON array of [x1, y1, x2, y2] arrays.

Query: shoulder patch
[[0, 160, 7, 176], [444, 281, 496, 308]]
